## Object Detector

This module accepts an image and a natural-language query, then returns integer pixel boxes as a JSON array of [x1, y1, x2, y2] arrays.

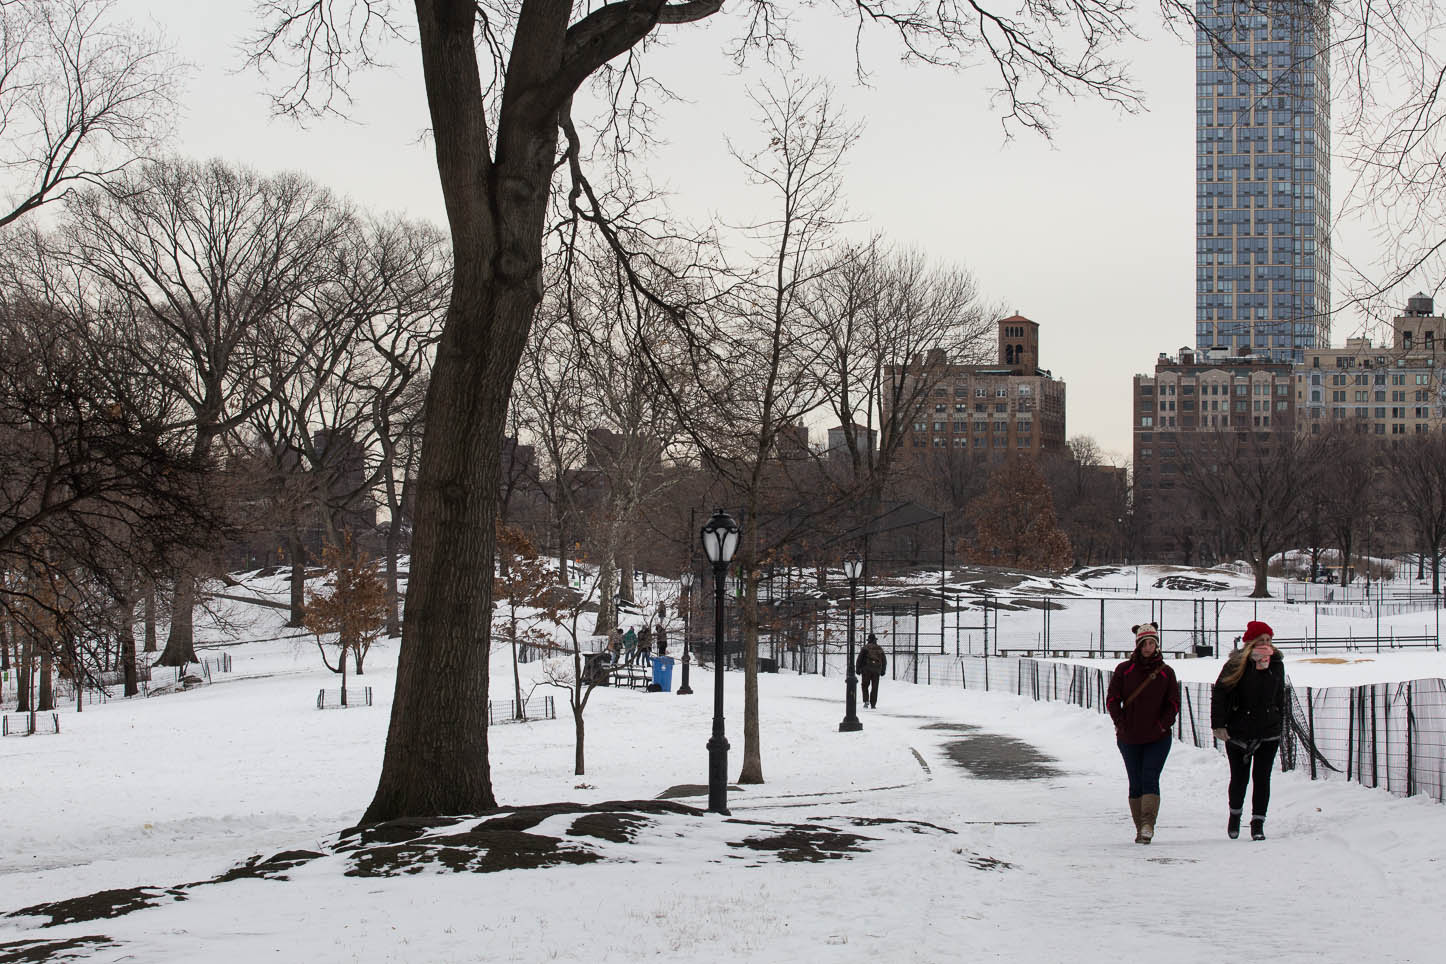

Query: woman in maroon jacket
[[1106, 623, 1180, 844]]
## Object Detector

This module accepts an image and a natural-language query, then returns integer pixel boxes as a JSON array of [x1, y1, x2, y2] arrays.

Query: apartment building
[[1294, 294, 1446, 437], [888, 315, 1067, 460], [1132, 346, 1297, 560]]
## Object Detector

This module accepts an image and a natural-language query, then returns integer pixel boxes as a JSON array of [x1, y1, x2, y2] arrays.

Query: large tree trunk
[[594, 560, 617, 636], [37, 647, 54, 711], [287, 533, 307, 627], [511, 610, 524, 719], [1250, 553, 1270, 599], [361, 268, 544, 821], [16, 638, 32, 713], [619, 552, 635, 603], [737, 554, 763, 785], [143, 584, 157, 653], [158, 576, 199, 666], [384, 520, 402, 638], [0, 617, 9, 673], [573, 707, 586, 776], [122, 596, 139, 698]]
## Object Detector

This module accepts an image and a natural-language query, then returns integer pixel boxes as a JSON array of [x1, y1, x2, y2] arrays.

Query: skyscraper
[[1194, 1, 1330, 362]]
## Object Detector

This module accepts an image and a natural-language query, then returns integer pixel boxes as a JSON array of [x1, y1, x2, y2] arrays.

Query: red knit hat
[[1243, 620, 1274, 642]]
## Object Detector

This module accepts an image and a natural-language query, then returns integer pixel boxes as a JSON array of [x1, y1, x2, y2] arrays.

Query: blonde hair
[[1219, 635, 1282, 688]]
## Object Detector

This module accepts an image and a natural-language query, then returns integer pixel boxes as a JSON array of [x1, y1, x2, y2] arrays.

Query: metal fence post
[[1307, 689, 1317, 781]]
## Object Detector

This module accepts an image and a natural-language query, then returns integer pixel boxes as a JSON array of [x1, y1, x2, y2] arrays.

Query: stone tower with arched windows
[[999, 315, 1040, 375]]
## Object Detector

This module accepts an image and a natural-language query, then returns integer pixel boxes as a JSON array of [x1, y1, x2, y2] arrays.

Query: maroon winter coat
[[1106, 654, 1180, 744]]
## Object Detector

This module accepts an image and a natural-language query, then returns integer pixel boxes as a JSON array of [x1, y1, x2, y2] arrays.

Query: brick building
[[1132, 346, 1297, 561], [1294, 293, 1446, 438], [887, 315, 1067, 461]]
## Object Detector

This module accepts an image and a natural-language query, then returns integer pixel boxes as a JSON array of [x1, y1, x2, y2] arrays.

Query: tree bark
[[288, 533, 307, 627], [737, 539, 763, 784], [122, 596, 139, 698], [158, 575, 199, 666], [573, 707, 586, 776], [38, 647, 54, 711], [511, 609, 524, 719], [383, 520, 402, 638], [16, 638, 32, 713], [143, 584, 157, 653]]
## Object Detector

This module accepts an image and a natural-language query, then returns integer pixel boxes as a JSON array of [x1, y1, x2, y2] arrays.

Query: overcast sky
[[113, 2, 1383, 462]]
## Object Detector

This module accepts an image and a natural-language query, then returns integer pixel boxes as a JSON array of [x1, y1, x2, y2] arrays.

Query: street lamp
[[677, 572, 695, 696], [840, 551, 863, 732], [700, 508, 740, 815]]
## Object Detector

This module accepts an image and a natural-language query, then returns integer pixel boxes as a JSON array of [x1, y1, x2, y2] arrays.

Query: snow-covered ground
[[2, 569, 1443, 962]]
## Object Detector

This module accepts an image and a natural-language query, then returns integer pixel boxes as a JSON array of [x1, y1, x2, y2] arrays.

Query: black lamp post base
[[838, 718, 862, 732], [706, 734, 730, 815]]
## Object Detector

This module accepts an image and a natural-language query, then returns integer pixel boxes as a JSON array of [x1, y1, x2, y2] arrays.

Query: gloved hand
[[1212, 727, 1228, 742]]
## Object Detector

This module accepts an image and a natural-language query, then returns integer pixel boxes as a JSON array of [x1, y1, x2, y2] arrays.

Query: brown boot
[[1139, 794, 1160, 844], [1129, 797, 1144, 843]]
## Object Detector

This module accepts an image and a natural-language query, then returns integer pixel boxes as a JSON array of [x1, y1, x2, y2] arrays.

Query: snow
[[2, 569, 1444, 962]]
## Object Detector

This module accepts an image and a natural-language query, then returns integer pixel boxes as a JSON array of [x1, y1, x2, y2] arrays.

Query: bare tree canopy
[[0, 0, 176, 229], [241, 0, 1258, 824]]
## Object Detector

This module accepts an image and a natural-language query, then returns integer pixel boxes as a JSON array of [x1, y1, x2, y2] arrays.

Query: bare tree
[[1311, 427, 1381, 586], [1385, 433, 1446, 594], [0, 0, 177, 229], [304, 538, 389, 706], [1176, 429, 1322, 597], [813, 241, 994, 508], [58, 158, 355, 665], [249, 0, 1196, 822]]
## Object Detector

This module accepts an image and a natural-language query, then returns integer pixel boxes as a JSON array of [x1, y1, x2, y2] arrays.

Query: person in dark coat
[[632, 625, 652, 666], [1211, 620, 1287, 841], [856, 634, 887, 708], [1106, 623, 1180, 844]]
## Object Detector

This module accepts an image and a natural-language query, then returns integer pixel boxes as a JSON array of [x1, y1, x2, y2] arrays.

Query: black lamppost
[[840, 551, 863, 732], [677, 571, 695, 696], [701, 508, 740, 815]]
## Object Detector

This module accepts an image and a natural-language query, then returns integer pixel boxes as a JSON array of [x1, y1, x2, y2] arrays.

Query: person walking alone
[[856, 634, 887, 709], [1106, 623, 1180, 844], [1211, 621, 1287, 841]]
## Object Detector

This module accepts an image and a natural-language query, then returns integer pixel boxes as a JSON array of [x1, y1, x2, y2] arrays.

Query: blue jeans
[[1118, 735, 1172, 797]]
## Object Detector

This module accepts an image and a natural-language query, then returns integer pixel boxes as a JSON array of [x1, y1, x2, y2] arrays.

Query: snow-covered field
[[2, 570, 1443, 963]]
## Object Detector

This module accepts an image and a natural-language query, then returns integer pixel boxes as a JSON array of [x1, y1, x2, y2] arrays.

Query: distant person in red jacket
[[1106, 622, 1180, 844]]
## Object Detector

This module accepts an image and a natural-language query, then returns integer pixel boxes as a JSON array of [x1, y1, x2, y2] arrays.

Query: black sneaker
[[1228, 811, 1241, 839], [1250, 818, 1265, 841]]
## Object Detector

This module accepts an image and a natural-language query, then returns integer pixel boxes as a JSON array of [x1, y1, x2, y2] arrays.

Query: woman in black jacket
[[1211, 620, 1287, 841]]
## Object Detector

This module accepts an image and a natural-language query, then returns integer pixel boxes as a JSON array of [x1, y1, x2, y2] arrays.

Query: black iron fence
[[2, 712, 60, 736], [487, 695, 557, 725], [316, 686, 372, 709]]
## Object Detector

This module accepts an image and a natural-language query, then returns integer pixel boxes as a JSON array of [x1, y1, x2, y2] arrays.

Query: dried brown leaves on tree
[[304, 538, 389, 703], [965, 457, 1073, 573]]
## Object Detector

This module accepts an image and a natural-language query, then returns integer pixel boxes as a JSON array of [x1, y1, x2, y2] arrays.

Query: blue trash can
[[650, 655, 675, 692]]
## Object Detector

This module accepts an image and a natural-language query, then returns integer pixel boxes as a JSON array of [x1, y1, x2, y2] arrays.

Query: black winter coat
[[1211, 652, 1287, 743]]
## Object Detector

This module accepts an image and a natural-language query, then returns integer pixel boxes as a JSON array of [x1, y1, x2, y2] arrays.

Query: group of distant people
[[1106, 619, 1287, 845], [605, 622, 668, 668]]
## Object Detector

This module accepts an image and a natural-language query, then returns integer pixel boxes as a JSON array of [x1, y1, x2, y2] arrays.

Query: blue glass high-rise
[[1194, 1, 1330, 362]]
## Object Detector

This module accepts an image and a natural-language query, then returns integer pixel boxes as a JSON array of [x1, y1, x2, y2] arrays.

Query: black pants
[[860, 672, 880, 708], [1226, 739, 1280, 817]]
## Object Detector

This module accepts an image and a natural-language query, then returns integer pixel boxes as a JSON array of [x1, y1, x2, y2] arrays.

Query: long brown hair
[[1219, 636, 1283, 688]]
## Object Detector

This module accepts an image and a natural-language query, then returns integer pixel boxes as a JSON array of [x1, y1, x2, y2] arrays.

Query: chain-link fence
[[790, 652, 1446, 805]]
